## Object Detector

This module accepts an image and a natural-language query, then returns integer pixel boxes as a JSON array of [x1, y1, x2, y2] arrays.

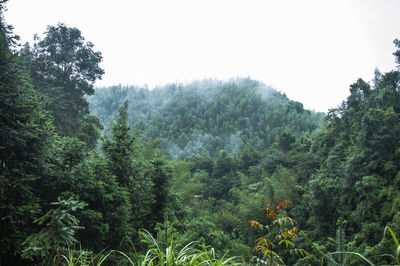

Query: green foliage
[[394, 39, 400, 69], [0, 21, 106, 263], [382, 226, 400, 264], [101, 100, 171, 243], [248, 198, 309, 265], [88, 79, 324, 158], [133, 221, 242, 265], [102, 101, 138, 186], [0, 13, 56, 264], [307, 59, 400, 244], [54, 246, 103, 266], [299, 224, 400, 266], [3, 2, 400, 263], [20, 23, 104, 142], [21, 197, 86, 261], [77, 151, 133, 249], [78, 114, 104, 150]]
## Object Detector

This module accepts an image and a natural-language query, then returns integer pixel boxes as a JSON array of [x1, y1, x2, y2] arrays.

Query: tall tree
[[394, 38, 400, 68], [307, 43, 400, 244], [102, 101, 137, 186], [102, 101, 155, 238], [20, 23, 104, 142], [0, 6, 55, 264]]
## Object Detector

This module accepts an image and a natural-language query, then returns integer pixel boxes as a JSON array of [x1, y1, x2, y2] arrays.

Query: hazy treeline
[[88, 78, 324, 158]]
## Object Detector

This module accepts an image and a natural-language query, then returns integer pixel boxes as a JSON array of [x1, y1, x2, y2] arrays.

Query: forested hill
[[88, 78, 324, 158]]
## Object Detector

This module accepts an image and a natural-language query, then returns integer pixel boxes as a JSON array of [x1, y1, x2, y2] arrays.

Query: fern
[[21, 197, 87, 262]]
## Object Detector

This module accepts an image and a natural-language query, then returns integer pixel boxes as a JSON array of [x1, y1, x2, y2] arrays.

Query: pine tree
[[102, 101, 155, 239]]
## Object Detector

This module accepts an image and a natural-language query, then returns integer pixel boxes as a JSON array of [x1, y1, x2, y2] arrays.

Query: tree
[[0, 0, 18, 46], [278, 131, 296, 152], [77, 114, 103, 150], [248, 198, 308, 265], [394, 38, 400, 68], [102, 101, 155, 238], [21, 197, 86, 263], [0, 11, 55, 264], [142, 139, 171, 227], [102, 101, 137, 186], [208, 150, 235, 199], [20, 23, 104, 142], [307, 41, 400, 244]]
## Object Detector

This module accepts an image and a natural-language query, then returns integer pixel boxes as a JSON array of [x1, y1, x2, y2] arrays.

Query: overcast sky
[[5, 0, 400, 112]]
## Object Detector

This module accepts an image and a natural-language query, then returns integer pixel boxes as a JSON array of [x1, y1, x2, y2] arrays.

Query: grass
[[54, 221, 243, 265]]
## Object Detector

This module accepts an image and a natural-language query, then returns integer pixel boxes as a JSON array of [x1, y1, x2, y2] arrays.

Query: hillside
[[88, 78, 325, 158]]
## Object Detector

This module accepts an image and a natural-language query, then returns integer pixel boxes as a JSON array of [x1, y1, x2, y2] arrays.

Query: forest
[[2, 1, 400, 265]]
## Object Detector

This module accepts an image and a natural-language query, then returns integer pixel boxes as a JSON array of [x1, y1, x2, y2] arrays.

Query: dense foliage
[[89, 79, 324, 158], [2, 0, 400, 264], [307, 62, 400, 244], [0, 3, 170, 264]]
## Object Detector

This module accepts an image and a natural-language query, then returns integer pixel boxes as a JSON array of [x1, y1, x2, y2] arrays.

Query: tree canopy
[[20, 23, 104, 140]]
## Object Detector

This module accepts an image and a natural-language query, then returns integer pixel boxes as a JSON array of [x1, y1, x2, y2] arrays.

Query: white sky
[[5, 0, 400, 112]]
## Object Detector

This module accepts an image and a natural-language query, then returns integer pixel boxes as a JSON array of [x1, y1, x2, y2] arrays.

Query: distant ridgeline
[[88, 78, 324, 158]]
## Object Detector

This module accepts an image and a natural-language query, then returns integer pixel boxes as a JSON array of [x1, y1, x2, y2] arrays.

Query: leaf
[[384, 226, 399, 248]]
